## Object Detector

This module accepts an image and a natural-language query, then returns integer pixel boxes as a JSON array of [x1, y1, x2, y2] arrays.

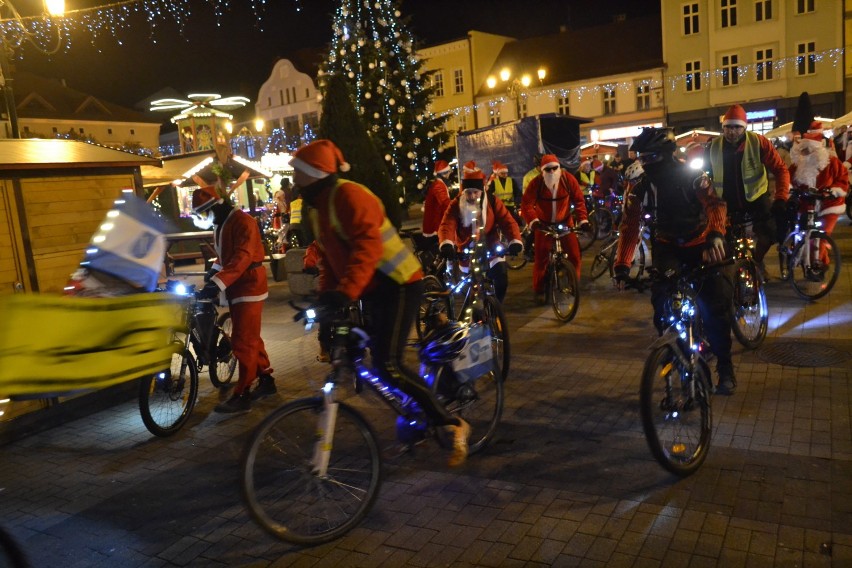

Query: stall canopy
[[675, 129, 719, 147], [580, 141, 619, 159], [456, 113, 591, 175], [765, 116, 834, 140]]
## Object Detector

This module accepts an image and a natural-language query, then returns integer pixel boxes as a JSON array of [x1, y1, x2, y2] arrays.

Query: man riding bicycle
[[520, 154, 589, 304], [438, 162, 523, 303], [291, 139, 470, 467], [613, 127, 737, 395]]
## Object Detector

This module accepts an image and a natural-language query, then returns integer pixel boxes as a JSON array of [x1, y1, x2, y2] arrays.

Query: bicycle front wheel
[[550, 257, 579, 323], [483, 296, 510, 381], [241, 398, 382, 546], [640, 346, 712, 477], [415, 275, 452, 340], [505, 248, 527, 270], [432, 366, 503, 455], [139, 347, 199, 437], [731, 259, 768, 349], [790, 232, 840, 300], [209, 312, 237, 387]]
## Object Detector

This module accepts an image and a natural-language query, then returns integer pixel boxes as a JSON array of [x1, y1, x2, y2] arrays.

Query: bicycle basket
[[420, 321, 470, 364]]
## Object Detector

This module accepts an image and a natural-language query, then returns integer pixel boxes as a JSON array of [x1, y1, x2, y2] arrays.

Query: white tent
[[830, 111, 852, 130], [765, 122, 793, 140]]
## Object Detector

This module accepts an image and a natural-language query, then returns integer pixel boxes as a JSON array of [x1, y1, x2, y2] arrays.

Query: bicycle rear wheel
[[209, 313, 237, 387], [640, 346, 712, 477], [731, 259, 768, 349], [593, 208, 615, 240], [482, 296, 510, 381], [432, 366, 503, 455], [241, 398, 382, 546], [573, 210, 596, 251], [139, 346, 199, 437], [589, 238, 616, 280], [550, 257, 579, 322], [790, 232, 840, 300]]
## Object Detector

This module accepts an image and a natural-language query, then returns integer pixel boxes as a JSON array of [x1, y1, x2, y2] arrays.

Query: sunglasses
[[542, 166, 560, 172]]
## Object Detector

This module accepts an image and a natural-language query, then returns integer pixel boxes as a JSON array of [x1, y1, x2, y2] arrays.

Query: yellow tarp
[[0, 294, 187, 396]]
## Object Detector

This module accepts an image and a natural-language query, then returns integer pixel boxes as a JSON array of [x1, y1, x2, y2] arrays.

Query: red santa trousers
[[229, 300, 271, 394]]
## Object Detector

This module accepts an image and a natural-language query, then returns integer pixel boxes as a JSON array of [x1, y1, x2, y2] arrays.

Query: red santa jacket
[[422, 177, 451, 236], [789, 156, 849, 217], [210, 208, 268, 304], [520, 171, 588, 227], [310, 179, 422, 301], [438, 194, 522, 255]]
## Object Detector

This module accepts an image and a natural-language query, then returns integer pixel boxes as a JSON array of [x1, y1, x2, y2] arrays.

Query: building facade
[[254, 58, 321, 149], [661, 0, 844, 134]]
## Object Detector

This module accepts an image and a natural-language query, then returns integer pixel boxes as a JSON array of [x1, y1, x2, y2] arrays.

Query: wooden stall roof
[[140, 151, 215, 188], [0, 139, 160, 171]]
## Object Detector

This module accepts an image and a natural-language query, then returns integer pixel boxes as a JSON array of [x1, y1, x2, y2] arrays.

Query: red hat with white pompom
[[291, 139, 351, 179], [802, 121, 825, 142]]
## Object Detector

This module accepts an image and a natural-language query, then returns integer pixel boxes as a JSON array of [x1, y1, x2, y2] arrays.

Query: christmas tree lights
[[321, 0, 450, 201]]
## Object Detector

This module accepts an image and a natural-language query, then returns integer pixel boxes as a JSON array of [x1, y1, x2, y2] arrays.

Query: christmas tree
[[322, 0, 451, 205], [319, 73, 402, 228]]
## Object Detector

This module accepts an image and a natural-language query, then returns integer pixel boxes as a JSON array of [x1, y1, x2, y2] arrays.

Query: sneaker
[[250, 374, 278, 401], [715, 365, 737, 396], [214, 391, 251, 413], [446, 419, 471, 467]]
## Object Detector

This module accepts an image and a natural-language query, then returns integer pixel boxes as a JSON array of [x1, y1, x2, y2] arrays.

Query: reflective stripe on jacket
[[709, 131, 768, 202]]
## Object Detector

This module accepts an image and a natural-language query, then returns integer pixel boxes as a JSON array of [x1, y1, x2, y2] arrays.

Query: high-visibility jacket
[[289, 198, 303, 224], [491, 176, 516, 206], [708, 131, 770, 202], [308, 178, 422, 300]]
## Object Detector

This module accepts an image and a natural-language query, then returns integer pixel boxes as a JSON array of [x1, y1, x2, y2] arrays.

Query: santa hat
[[802, 121, 825, 142], [722, 104, 748, 128], [191, 185, 223, 213], [291, 139, 351, 179], [491, 161, 508, 174], [592, 159, 603, 171], [540, 154, 561, 170], [461, 164, 485, 190], [433, 159, 451, 175]]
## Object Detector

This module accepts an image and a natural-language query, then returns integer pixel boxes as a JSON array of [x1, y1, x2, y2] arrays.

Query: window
[[635, 82, 651, 110], [457, 113, 467, 132], [796, 41, 816, 75], [52, 127, 58, 134], [292, 87, 297, 102], [796, 0, 814, 14], [285, 89, 291, 104], [685, 60, 702, 92], [755, 48, 774, 81], [280, 90, 284, 105], [267, 96, 271, 107], [305, 88, 310, 98], [721, 0, 737, 27], [433, 71, 444, 97], [519, 97, 528, 119], [721, 53, 739, 86], [602, 87, 616, 115], [755, 0, 772, 21], [489, 107, 500, 126], [682, 3, 699, 35], [453, 69, 464, 94], [130, 129, 135, 135], [557, 95, 570, 116], [79, 128, 84, 134], [107, 128, 113, 135]]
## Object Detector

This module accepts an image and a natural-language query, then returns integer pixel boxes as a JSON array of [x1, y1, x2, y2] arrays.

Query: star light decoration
[[0, 0, 291, 54]]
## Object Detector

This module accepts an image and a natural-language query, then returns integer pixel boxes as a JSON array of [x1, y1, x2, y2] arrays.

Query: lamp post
[[487, 67, 547, 121], [0, 0, 65, 138]]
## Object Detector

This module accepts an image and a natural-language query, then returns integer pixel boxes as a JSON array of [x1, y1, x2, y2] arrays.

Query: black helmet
[[630, 128, 676, 165]]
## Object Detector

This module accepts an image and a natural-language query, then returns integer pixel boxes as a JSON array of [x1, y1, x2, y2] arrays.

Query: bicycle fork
[[312, 387, 339, 477]]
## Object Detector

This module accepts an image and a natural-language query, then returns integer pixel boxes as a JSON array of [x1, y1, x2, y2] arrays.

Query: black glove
[[613, 265, 630, 284], [440, 243, 457, 260], [203, 268, 219, 283], [318, 290, 351, 310], [771, 198, 787, 217], [507, 242, 523, 256], [197, 281, 220, 300], [578, 221, 592, 233]]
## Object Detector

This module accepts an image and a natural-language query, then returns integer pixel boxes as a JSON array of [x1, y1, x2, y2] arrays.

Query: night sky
[[13, 0, 658, 110]]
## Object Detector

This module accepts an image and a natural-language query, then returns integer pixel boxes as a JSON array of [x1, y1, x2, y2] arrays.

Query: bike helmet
[[630, 127, 676, 165], [419, 321, 470, 364], [624, 160, 645, 181]]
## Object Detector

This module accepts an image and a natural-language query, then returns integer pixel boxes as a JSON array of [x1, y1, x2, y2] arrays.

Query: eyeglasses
[[542, 166, 559, 173]]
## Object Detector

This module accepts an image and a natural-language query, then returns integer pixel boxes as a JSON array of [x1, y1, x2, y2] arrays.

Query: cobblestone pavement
[[0, 222, 850, 567]]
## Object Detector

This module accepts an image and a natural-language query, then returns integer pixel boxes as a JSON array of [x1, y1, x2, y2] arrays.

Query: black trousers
[[363, 275, 460, 427], [649, 242, 734, 370]]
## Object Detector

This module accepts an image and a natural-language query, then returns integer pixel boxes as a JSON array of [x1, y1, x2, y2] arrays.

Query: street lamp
[[487, 67, 546, 120]]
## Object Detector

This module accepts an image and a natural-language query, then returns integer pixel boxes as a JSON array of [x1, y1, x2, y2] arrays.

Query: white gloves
[[830, 187, 846, 198]]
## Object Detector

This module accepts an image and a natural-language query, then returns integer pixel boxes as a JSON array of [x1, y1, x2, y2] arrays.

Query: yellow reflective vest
[[708, 131, 768, 202]]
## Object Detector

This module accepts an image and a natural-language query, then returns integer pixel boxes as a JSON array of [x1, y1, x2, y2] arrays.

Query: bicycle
[[640, 263, 724, 477], [240, 302, 503, 545], [138, 281, 237, 437], [727, 214, 768, 349], [777, 188, 842, 300], [585, 190, 616, 241], [535, 223, 581, 322], [417, 236, 511, 382], [589, 217, 652, 284]]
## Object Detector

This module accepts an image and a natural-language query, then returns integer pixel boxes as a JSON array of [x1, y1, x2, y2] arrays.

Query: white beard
[[460, 200, 480, 228], [791, 141, 830, 188], [543, 171, 561, 190]]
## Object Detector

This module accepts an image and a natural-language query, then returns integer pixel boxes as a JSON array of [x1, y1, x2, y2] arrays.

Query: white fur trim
[[291, 156, 330, 179], [818, 204, 846, 216], [723, 118, 747, 127], [339, 162, 351, 172]]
